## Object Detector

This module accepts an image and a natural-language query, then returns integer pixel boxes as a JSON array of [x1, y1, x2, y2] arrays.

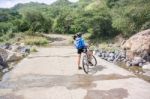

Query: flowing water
[[117, 62, 150, 83]]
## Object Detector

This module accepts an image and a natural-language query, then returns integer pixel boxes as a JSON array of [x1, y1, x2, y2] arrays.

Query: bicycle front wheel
[[82, 55, 97, 74], [82, 55, 89, 74]]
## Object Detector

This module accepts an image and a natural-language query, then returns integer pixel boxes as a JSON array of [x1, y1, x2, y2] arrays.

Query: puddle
[[85, 88, 128, 99], [0, 93, 24, 99], [0, 74, 135, 90], [117, 62, 150, 83]]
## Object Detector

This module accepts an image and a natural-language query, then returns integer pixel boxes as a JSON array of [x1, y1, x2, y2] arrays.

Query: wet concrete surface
[[0, 34, 150, 99], [0, 74, 135, 90]]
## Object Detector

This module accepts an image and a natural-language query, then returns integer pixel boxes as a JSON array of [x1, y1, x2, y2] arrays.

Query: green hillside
[[0, 0, 150, 42]]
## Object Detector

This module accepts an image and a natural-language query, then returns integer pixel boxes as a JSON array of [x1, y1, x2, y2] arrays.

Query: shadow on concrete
[[0, 93, 24, 99], [85, 88, 128, 99], [87, 65, 106, 75]]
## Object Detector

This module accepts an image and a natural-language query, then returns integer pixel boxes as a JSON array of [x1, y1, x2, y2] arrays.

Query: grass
[[22, 36, 49, 46], [0, 32, 49, 46], [99, 42, 120, 52], [30, 46, 38, 52]]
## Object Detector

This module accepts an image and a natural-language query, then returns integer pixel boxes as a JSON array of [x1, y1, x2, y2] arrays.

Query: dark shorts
[[77, 48, 87, 54]]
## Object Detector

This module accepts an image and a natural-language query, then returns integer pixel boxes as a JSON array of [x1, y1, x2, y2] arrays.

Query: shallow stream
[[117, 62, 150, 83]]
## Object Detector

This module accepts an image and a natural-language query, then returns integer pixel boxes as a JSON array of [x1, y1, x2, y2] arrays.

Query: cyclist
[[73, 33, 93, 70]]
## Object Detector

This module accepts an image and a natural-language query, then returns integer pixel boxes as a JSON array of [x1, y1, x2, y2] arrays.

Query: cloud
[[0, 0, 79, 8]]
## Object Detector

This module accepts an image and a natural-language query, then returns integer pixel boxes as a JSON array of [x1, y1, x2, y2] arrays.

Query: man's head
[[73, 32, 83, 40], [76, 32, 82, 38]]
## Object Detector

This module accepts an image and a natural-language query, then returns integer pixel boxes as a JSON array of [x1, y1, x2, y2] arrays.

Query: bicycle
[[82, 48, 97, 74]]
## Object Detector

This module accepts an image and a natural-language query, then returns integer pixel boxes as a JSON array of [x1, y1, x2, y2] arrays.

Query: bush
[[112, 17, 136, 37], [88, 10, 117, 41], [141, 21, 150, 30]]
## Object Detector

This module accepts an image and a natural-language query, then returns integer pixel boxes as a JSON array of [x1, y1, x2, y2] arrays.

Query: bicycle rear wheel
[[82, 55, 97, 74], [90, 55, 97, 66]]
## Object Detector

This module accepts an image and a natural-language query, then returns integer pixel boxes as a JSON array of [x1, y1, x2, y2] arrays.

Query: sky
[[0, 0, 79, 8]]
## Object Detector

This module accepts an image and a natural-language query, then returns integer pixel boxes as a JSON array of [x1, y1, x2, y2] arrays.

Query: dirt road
[[0, 34, 150, 99]]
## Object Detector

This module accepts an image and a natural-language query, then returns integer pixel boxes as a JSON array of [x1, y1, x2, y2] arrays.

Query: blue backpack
[[74, 37, 85, 49]]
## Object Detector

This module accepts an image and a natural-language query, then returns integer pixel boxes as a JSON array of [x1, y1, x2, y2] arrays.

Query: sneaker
[[78, 66, 82, 70]]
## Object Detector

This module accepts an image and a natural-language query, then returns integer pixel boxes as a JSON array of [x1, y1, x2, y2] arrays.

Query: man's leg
[[77, 54, 82, 69]]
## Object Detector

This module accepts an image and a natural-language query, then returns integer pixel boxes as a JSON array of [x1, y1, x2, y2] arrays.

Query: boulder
[[6, 52, 23, 62], [0, 48, 23, 62], [122, 29, 150, 59]]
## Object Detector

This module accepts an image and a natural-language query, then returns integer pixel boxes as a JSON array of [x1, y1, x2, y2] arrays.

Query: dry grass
[[22, 36, 49, 46]]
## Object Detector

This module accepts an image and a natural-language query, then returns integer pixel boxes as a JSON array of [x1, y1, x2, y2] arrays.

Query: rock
[[18, 46, 30, 54], [107, 57, 114, 61], [131, 57, 143, 66], [126, 61, 132, 67], [101, 53, 105, 58], [0, 48, 9, 61], [0, 65, 3, 69], [4, 43, 12, 50], [0, 48, 23, 62], [109, 53, 115, 57], [123, 59, 126, 62], [122, 29, 150, 58], [6, 51, 23, 62], [141, 51, 150, 62], [0, 55, 8, 69], [142, 64, 150, 70], [93, 50, 99, 55], [0, 44, 11, 50], [106, 52, 109, 57], [11, 45, 19, 52], [10, 43, 30, 55], [139, 63, 143, 67], [98, 53, 102, 57], [2, 68, 9, 73]]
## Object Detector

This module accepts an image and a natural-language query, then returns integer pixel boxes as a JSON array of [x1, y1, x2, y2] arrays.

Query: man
[[73, 33, 93, 70]]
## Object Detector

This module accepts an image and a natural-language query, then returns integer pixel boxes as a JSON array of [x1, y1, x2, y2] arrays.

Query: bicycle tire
[[91, 55, 97, 66], [82, 55, 97, 74], [82, 55, 89, 74]]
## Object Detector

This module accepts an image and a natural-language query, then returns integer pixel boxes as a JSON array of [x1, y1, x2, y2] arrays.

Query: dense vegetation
[[0, 0, 150, 43]]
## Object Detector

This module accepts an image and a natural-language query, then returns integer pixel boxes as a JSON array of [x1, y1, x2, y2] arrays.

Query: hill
[[0, 0, 150, 43]]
